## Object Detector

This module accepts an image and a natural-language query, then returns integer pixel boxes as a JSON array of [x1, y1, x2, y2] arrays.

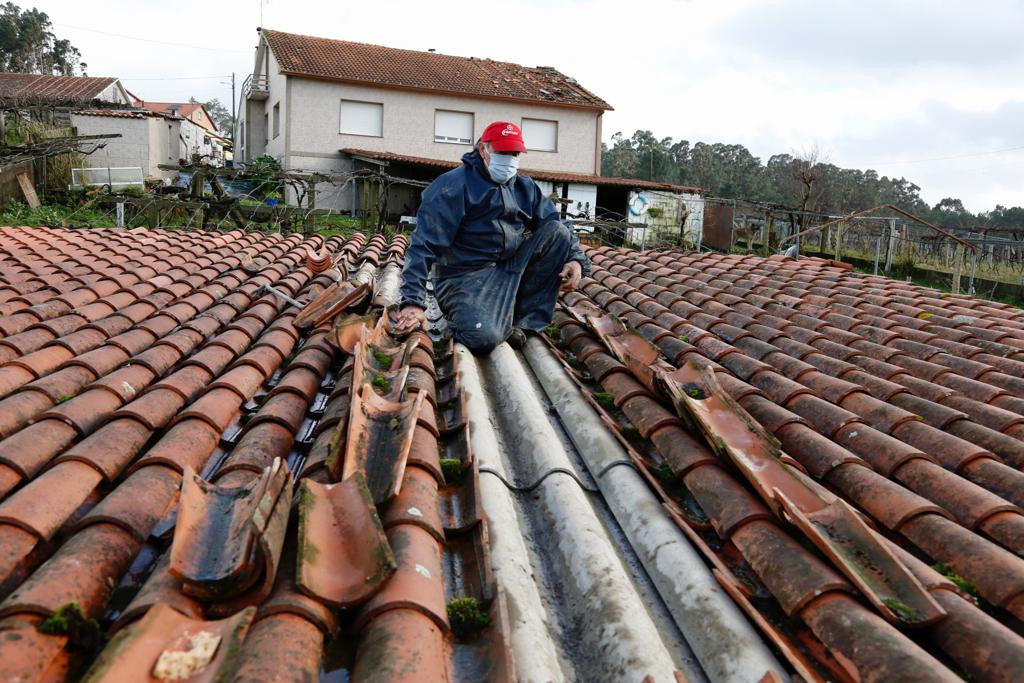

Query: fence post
[[306, 183, 316, 234], [968, 249, 978, 295], [952, 243, 964, 295], [364, 180, 372, 231], [873, 237, 881, 275], [116, 202, 125, 228], [884, 218, 897, 272], [834, 221, 845, 262]]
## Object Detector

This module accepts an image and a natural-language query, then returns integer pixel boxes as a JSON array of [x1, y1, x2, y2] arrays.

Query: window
[[240, 121, 245, 149], [522, 118, 558, 152], [340, 99, 383, 137], [434, 110, 473, 144], [272, 102, 280, 139], [263, 113, 268, 144]]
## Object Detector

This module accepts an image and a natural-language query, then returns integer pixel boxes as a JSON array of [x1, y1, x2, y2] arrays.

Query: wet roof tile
[[4, 226, 1024, 680], [0, 227, 513, 680], [570, 245, 1024, 675]]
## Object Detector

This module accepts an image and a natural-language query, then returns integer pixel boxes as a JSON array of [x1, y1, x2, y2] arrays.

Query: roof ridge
[[262, 28, 480, 63]]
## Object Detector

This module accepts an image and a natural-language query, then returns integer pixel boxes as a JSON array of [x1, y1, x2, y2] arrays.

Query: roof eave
[[339, 148, 704, 193]]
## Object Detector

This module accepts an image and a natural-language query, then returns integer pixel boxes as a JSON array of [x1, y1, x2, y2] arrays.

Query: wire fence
[[725, 202, 1024, 299]]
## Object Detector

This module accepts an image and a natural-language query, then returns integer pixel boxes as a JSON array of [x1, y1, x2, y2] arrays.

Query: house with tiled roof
[[69, 108, 226, 182], [236, 29, 703, 234], [140, 101, 218, 134], [0, 72, 132, 107]]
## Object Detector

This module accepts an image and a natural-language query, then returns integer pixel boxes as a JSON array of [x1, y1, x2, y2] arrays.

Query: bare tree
[[793, 145, 828, 232]]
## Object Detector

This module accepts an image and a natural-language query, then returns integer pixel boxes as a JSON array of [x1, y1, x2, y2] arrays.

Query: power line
[[120, 76, 231, 81], [54, 23, 250, 53]]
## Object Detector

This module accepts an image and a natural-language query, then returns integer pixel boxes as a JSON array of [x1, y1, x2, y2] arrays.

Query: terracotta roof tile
[[0, 226, 519, 680], [263, 29, 610, 111], [570, 245, 1024, 675], [0, 73, 119, 104], [5, 224, 1024, 679]]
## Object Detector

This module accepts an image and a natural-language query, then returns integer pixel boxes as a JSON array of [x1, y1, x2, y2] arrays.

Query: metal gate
[[702, 203, 734, 251]]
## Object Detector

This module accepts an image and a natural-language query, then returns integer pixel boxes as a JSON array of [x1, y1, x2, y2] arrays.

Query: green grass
[[371, 375, 391, 394], [882, 597, 922, 623], [447, 597, 491, 639], [440, 458, 462, 483], [38, 602, 106, 651], [0, 201, 109, 228], [372, 350, 394, 370], [0, 197, 398, 236], [932, 563, 980, 597]]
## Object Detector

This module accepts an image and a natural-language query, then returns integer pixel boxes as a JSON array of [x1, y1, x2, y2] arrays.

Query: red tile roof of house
[[262, 29, 612, 111], [73, 108, 179, 120], [140, 101, 201, 117], [0, 73, 119, 104], [0, 225, 1022, 680], [140, 101, 217, 131], [341, 147, 704, 193]]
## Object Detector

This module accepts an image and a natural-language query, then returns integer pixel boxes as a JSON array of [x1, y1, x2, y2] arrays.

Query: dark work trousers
[[434, 220, 572, 355]]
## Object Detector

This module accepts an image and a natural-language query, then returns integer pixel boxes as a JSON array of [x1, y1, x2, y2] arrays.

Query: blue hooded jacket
[[399, 148, 591, 309]]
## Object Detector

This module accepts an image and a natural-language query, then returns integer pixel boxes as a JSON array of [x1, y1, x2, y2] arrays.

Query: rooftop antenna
[[428, 48, 436, 52]]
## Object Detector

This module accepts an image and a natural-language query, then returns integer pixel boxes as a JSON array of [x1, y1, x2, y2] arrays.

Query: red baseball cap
[[481, 121, 528, 153]]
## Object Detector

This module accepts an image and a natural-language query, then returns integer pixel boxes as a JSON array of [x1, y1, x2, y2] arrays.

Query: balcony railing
[[242, 74, 269, 100]]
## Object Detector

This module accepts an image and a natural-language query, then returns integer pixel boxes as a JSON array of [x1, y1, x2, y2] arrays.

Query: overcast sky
[[36, 0, 1024, 212]]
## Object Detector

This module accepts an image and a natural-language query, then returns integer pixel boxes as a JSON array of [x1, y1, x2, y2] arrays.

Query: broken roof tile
[[4, 226, 1024, 680]]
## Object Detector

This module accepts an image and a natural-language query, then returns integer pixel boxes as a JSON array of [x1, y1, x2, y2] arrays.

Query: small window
[[434, 110, 473, 144], [240, 121, 245, 148], [340, 99, 383, 137], [522, 118, 557, 152], [272, 102, 280, 139], [263, 113, 268, 143]]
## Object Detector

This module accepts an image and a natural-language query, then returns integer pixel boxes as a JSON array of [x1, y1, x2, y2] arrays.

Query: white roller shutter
[[340, 100, 383, 137], [435, 110, 474, 144], [523, 118, 557, 151]]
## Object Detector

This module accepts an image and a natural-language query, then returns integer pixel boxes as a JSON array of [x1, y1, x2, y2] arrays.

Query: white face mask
[[487, 152, 520, 184]]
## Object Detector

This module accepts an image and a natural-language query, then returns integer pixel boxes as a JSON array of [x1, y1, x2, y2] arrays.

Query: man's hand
[[393, 305, 427, 335], [560, 260, 583, 291]]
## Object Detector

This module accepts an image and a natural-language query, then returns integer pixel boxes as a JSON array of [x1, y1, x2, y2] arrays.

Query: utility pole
[[231, 72, 236, 141]]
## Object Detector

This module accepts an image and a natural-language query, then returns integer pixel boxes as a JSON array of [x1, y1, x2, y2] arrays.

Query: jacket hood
[[461, 148, 492, 182]]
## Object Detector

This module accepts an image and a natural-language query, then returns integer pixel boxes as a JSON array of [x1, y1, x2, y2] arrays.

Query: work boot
[[506, 327, 528, 350]]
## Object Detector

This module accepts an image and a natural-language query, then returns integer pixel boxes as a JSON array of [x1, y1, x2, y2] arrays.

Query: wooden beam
[[15, 171, 39, 208]]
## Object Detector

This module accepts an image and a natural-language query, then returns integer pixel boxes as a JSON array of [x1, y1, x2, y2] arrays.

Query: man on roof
[[393, 121, 590, 354]]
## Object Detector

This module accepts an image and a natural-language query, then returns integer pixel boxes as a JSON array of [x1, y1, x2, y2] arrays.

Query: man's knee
[[536, 219, 572, 250], [456, 323, 507, 356]]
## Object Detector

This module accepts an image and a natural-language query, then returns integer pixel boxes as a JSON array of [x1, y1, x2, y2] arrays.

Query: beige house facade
[[72, 110, 225, 182]]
